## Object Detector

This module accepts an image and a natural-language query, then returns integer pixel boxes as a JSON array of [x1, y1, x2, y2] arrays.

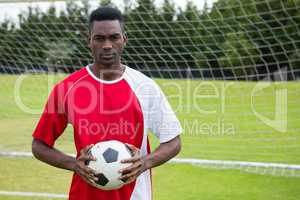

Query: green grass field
[[1, 157, 300, 200], [0, 74, 299, 200]]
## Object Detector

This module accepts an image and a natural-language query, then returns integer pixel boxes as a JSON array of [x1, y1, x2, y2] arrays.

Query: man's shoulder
[[61, 66, 88, 84], [125, 66, 156, 85], [55, 66, 88, 86], [124, 66, 163, 97], [52, 66, 89, 95]]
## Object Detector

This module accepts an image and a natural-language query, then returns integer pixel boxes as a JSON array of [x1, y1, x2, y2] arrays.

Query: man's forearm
[[142, 136, 181, 171], [32, 139, 76, 171]]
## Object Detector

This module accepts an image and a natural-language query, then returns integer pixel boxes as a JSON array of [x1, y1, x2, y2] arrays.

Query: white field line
[[171, 158, 300, 170], [0, 151, 33, 157], [0, 191, 67, 198], [1, 151, 300, 170]]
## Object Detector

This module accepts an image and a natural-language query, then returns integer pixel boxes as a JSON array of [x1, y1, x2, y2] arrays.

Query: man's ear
[[123, 32, 128, 45], [87, 35, 91, 48]]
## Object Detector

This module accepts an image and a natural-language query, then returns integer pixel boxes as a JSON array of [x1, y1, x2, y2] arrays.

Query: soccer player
[[32, 6, 182, 200]]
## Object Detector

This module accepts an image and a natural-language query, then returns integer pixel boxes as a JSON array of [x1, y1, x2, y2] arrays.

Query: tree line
[[0, 0, 299, 80]]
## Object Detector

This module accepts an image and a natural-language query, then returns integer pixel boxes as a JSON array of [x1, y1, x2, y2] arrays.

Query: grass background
[[0, 74, 299, 199], [1, 157, 300, 200]]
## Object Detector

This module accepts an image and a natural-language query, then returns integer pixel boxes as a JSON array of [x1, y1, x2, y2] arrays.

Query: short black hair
[[89, 6, 124, 33]]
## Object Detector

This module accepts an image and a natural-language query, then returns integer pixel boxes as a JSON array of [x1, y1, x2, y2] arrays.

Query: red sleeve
[[32, 84, 68, 147]]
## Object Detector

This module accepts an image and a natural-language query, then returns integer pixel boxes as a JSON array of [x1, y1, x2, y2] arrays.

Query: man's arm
[[119, 135, 181, 183], [143, 135, 181, 170], [32, 139, 98, 184], [32, 139, 75, 171]]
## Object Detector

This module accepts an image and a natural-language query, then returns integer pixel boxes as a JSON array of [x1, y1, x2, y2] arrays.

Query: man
[[32, 6, 182, 200]]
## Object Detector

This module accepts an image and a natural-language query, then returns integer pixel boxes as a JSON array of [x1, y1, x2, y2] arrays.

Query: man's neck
[[91, 63, 125, 81]]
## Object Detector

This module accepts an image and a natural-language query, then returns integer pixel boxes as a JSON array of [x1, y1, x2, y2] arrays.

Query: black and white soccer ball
[[86, 140, 133, 190]]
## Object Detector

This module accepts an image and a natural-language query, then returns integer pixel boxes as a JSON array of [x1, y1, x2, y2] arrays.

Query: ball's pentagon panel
[[95, 173, 109, 186], [102, 147, 119, 163]]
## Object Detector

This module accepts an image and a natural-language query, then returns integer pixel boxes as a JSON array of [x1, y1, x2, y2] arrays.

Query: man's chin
[[97, 60, 119, 68]]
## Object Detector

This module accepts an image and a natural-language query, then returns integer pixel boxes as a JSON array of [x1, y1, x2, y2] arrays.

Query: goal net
[[0, 0, 299, 80], [0, 0, 299, 178]]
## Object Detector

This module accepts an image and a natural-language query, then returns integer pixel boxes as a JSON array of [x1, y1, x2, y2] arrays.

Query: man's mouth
[[101, 54, 114, 59]]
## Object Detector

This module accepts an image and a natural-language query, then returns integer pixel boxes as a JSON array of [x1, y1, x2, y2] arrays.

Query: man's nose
[[102, 40, 112, 50]]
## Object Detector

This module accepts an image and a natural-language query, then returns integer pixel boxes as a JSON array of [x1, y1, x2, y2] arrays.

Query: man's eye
[[111, 35, 121, 40], [94, 37, 105, 42]]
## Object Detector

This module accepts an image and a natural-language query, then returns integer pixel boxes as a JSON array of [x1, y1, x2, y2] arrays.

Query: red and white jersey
[[33, 65, 182, 200]]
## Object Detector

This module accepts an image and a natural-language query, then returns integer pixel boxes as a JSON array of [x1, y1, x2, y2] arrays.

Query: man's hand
[[118, 136, 181, 185], [73, 144, 98, 186], [118, 144, 146, 184]]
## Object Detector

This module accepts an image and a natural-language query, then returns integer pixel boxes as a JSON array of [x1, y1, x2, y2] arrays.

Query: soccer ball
[[86, 140, 133, 190]]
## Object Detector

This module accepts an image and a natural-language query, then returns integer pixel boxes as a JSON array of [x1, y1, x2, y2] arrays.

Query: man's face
[[89, 20, 127, 66]]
